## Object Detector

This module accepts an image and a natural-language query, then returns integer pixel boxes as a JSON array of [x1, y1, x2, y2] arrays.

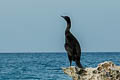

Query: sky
[[0, 0, 120, 52]]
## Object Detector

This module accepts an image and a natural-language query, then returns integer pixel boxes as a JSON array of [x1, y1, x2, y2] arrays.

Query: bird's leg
[[69, 59, 72, 74], [68, 54, 72, 72], [70, 60, 72, 67], [68, 55, 72, 67]]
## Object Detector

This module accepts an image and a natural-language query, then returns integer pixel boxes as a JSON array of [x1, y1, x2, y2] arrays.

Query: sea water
[[0, 52, 120, 80]]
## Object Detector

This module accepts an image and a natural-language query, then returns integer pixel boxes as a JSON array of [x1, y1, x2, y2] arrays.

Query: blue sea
[[0, 52, 120, 80]]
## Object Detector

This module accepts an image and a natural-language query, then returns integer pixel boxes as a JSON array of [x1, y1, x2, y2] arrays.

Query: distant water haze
[[0, 0, 120, 52]]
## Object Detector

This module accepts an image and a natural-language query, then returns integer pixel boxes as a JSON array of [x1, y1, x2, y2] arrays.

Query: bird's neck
[[65, 22, 71, 32]]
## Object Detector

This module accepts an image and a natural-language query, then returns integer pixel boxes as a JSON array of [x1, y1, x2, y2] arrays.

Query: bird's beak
[[61, 16, 65, 18]]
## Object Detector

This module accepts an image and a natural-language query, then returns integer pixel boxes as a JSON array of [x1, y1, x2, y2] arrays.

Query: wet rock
[[62, 61, 120, 80]]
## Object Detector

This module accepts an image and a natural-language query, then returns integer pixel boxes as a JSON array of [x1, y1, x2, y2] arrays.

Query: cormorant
[[61, 16, 83, 68]]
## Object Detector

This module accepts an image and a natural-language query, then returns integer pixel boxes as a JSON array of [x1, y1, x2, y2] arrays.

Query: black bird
[[61, 16, 83, 68]]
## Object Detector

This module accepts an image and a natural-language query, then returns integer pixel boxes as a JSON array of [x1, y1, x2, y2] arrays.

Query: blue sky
[[0, 0, 120, 52]]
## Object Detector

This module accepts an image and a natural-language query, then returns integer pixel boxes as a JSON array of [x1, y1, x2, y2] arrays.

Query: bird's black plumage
[[61, 16, 83, 68]]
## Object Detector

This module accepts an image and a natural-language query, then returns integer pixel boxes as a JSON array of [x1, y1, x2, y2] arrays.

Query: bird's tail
[[76, 61, 83, 68]]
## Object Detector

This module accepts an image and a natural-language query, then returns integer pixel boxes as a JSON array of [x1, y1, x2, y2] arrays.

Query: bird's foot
[[69, 66, 73, 75]]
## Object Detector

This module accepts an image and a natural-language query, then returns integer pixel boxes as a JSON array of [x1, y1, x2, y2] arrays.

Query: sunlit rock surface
[[62, 61, 120, 80]]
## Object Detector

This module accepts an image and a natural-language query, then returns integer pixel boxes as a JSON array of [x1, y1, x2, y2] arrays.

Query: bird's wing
[[74, 43, 81, 59], [66, 33, 81, 57], [64, 43, 73, 56], [65, 33, 76, 56]]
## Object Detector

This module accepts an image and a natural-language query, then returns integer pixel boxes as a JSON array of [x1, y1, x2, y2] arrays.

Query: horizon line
[[0, 51, 120, 53]]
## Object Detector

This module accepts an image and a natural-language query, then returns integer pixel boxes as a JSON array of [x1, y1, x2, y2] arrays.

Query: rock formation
[[62, 61, 120, 80]]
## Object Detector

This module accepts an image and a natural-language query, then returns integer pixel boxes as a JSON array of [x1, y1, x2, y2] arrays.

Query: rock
[[62, 61, 120, 80]]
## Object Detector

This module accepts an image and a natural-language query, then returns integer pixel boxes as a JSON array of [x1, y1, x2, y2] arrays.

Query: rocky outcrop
[[62, 61, 120, 80]]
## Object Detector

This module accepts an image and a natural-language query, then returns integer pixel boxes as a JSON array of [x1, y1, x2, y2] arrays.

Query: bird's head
[[61, 16, 71, 24]]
